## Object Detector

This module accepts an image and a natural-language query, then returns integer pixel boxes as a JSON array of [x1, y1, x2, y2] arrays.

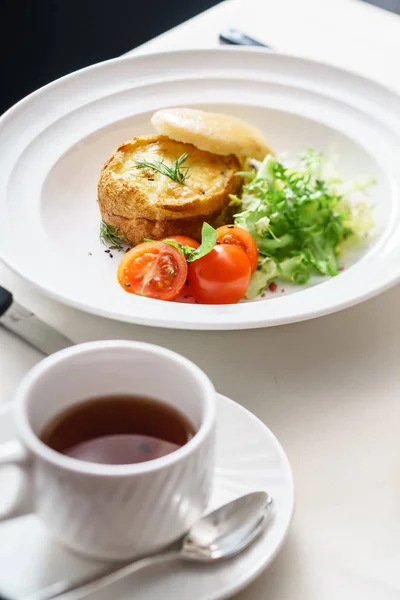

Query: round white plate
[[0, 393, 293, 600], [1, 48, 399, 330]]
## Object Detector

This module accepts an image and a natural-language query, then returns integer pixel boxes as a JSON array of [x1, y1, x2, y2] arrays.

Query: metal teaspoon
[[26, 491, 273, 600]]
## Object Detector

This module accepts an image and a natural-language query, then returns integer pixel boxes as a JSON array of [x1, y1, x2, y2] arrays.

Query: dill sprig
[[135, 153, 190, 184], [99, 221, 128, 252]]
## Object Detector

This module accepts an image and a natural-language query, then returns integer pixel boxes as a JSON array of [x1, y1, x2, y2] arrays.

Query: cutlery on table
[[24, 491, 273, 600], [219, 28, 274, 50], [0, 285, 72, 354]]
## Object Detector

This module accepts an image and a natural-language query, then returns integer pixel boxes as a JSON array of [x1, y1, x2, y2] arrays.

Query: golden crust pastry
[[98, 135, 241, 246], [151, 108, 273, 161]]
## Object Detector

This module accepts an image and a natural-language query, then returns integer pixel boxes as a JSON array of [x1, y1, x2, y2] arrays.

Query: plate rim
[[0, 392, 294, 600], [1, 46, 400, 330], [4, 45, 400, 117]]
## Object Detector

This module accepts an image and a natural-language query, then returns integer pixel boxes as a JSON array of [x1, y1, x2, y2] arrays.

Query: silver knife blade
[[0, 300, 73, 355]]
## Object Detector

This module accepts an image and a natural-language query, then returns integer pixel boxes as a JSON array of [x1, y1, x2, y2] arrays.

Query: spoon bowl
[[182, 491, 273, 562]]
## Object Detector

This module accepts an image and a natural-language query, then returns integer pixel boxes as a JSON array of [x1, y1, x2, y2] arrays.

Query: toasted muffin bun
[[98, 135, 241, 246], [151, 108, 273, 161]]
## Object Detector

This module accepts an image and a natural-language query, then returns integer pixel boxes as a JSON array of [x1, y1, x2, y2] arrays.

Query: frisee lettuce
[[235, 150, 374, 298]]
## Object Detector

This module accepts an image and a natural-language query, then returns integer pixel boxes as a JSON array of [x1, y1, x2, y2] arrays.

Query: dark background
[[0, 0, 222, 115], [0, 0, 399, 116], [363, 0, 400, 12]]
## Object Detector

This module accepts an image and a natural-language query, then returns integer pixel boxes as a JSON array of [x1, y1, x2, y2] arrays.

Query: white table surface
[[2, 0, 400, 598]]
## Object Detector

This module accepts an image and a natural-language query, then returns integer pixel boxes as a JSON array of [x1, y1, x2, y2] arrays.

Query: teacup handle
[[0, 440, 33, 520]]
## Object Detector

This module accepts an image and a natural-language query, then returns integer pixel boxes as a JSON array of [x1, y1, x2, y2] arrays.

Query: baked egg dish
[[98, 108, 273, 245]]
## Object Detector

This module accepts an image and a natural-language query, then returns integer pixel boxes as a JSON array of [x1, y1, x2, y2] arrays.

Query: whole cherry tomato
[[188, 244, 251, 304], [216, 225, 258, 273], [161, 235, 200, 249]]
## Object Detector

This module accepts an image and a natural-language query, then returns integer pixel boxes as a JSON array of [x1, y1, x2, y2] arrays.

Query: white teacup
[[0, 341, 216, 561]]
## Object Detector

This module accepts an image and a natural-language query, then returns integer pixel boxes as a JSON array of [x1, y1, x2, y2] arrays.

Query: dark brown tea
[[39, 395, 196, 465]]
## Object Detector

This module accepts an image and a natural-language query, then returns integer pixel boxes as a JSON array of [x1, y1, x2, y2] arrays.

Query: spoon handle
[[23, 551, 182, 600]]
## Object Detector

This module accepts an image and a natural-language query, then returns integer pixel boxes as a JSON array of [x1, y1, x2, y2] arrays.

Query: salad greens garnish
[[185, 223, 218, 262], [99, 221, 128, 251], [135, 153, 191, 184], [146, 222, 217, 263], [245, 257, 277, 300], [234, 150, 374, 298]]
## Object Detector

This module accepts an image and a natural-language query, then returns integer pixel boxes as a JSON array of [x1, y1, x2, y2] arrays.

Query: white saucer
[[0, 394, 294, 600]]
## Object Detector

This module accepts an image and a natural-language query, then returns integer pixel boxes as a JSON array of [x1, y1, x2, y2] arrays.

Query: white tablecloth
[[2, 0, 400, 598]]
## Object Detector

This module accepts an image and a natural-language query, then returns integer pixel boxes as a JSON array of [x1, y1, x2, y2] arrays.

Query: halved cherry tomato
[[162, 235, 200, 249], [188, 245, 251, 304], [162, 236, 200, 303], [216, 225, 258, 273], [118, 242, 187, 301]]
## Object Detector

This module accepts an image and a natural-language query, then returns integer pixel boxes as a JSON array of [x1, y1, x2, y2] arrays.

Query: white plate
[[0, 48, 399, 330], [0, 393, 293, 600]]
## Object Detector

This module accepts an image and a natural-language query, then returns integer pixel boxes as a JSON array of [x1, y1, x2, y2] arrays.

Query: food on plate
[[161, 235, 200, 249], [117, 241, 188, 301], [151, 107, 273, 161], [215, 224, 258, 273], [98, 135, 241, 246], [161, 236, 200, 303], [99, 221, 129, 252], [175, 292, 198, 304], [97, 107, 374, 305], [233, 150, 374, 299], [188, 244, 252, 305], [117, 223, 217, 300]]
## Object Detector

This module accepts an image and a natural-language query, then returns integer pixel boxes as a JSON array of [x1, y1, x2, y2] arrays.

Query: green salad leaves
[[145, 222, 217, 263], [233, 150, 374, 299]]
